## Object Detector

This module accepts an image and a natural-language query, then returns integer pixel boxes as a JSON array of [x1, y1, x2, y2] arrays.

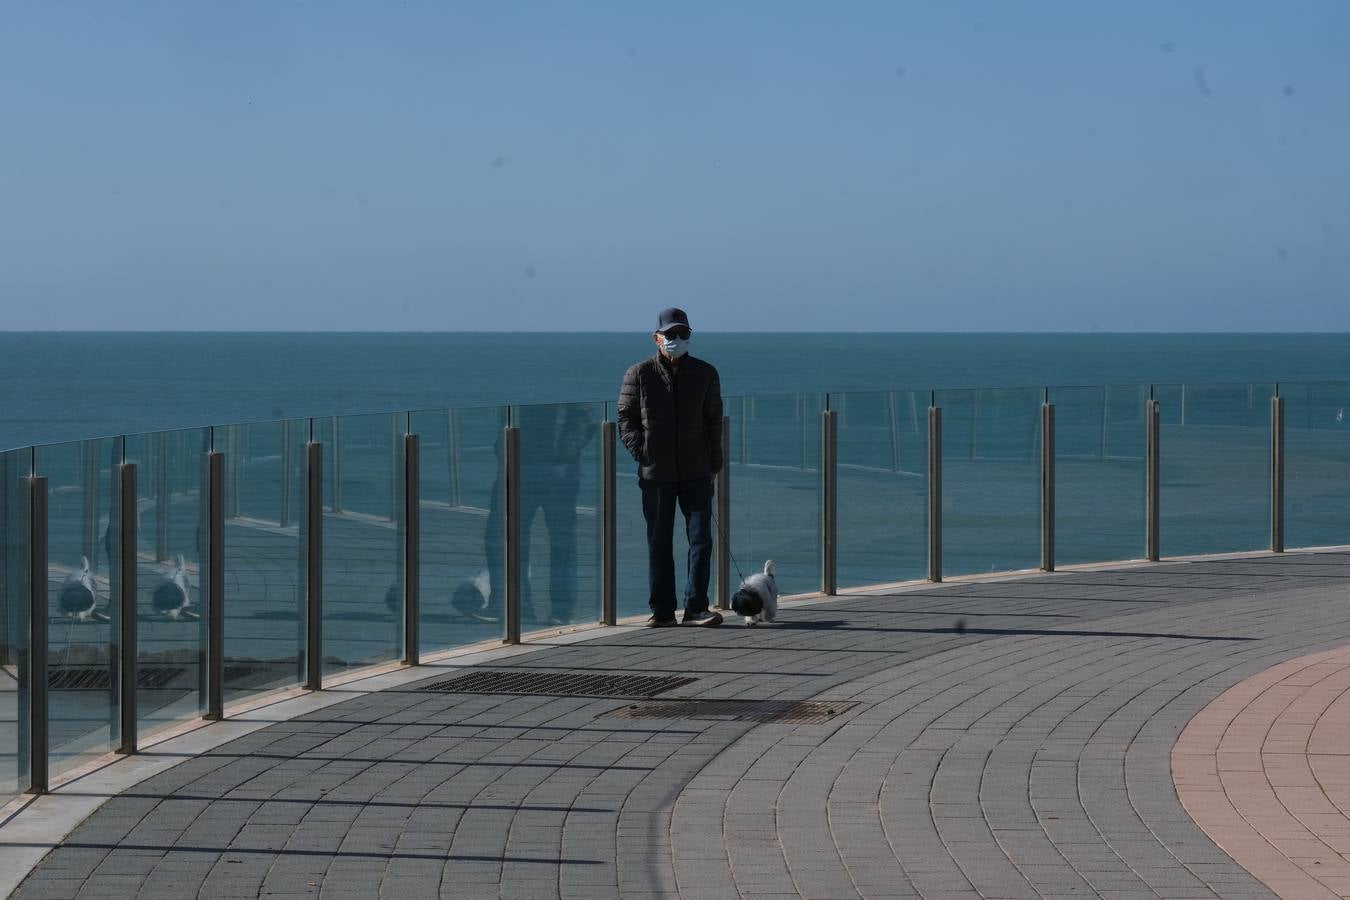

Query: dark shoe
[[646, 615, 678, 628], [681, 610, 723, 627], [467, 609, 500, 625]]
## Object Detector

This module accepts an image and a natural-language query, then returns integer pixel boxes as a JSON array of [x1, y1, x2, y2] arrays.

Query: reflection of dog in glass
[[153, 555, 197, 620], [451, 569, 494, 623], [387, 568, 495, 623], [730, 561, 778, 626], [60, 557, 108, 622]]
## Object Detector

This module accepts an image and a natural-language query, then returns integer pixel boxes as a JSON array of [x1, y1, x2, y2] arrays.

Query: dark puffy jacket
[[618, 354, 724, 482]]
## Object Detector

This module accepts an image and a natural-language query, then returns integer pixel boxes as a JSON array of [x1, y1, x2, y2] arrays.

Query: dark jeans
[[641, 477, 714, 619]]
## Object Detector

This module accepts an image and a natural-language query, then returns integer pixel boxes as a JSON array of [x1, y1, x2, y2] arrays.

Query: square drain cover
[[606, 699, 856, 725], [418, 670, 696, 699]]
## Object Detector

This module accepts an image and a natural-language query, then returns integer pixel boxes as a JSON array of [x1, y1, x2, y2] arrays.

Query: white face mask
[[659, 334, 689, 358]]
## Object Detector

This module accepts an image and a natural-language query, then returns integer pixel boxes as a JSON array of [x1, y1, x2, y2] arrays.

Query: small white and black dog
[[730, 560, 778, 626]]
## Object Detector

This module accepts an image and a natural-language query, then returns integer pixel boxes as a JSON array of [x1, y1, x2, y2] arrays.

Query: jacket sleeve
[[705, 367, 724, 474], [617, 364, 645, 463]]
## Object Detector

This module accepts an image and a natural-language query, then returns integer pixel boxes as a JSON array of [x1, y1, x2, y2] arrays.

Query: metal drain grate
[[418, 670, 697, 699], [606, 699, 857, 725], [49, 666, 187, 691]]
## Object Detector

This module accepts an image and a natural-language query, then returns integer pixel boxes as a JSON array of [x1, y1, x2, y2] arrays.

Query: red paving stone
[[1175, 645, 1350, 899]]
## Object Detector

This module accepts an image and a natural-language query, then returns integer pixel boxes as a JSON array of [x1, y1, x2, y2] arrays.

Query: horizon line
[[3, 330, 1350, 337]]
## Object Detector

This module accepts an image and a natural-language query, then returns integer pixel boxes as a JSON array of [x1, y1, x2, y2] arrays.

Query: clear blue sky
[[1, 1, 1346, 331]]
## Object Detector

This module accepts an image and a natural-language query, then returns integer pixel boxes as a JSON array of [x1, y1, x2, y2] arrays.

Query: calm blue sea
[[2, 332, 1349, 450]]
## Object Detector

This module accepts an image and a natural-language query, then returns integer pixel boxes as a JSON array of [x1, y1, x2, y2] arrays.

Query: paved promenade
[[9, 550, 1350, 898]]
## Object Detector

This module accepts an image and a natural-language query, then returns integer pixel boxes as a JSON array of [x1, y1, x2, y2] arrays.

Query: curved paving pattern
[[1176, 644, 1350, 898], [11, 551, 1350, 898]]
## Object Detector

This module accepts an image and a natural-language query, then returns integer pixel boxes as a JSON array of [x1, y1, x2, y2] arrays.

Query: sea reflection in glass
[[937, 388, 1042, 576], [834, 391, 928, 588], [1154, 383, 1273, 557], [1049, 385, 1147, 565], [1282, 382, 1350, 549], [727, 394, 823, 598]]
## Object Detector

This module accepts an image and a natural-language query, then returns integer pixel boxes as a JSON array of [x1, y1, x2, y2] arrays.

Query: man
[[618, 308, 725, 627]]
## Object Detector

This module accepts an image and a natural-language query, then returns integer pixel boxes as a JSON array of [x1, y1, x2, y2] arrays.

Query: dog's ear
[[731, 589, 762, 617]]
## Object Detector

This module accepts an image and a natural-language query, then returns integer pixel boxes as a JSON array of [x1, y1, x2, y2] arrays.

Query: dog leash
[[708, 509, 747, 582]]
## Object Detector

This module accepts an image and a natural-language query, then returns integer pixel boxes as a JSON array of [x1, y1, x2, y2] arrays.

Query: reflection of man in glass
[[618, 307, 725, 627], [476, 403, 595, 626]]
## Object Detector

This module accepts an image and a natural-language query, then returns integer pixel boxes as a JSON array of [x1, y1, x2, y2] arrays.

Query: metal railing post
[[928, 406, 942, 583], [117, 463, 138, 754], [503, 424, 521, 645], [821, 408, 838, 595], [1271, 395, 1285, 553], [27, 475, 48, 795], [205, 452, 224, 719], [403, 433, 420, 665], [1146, 398, 1161, 561], [715, 415, 731, 610], [1041, 402, 1055, 572], [305, 441, 323, 690], [600, 421, 617, 625]]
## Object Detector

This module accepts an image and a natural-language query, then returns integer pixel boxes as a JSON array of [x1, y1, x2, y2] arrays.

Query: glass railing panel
[[834, 390, 928, 587], [313, 413, 404, 676], [1, 448, 32, 803], [411, 406, 508, 651], [936, 387, 1042, 576], [122, 427, 210, 739], [727, 393, 824, 597], [33, 437, 121, 777], [1282, 381, 1350, 549], [730, 394, 822, 471], [1153, 382, 1274, 557], [1049, 385, 1148, 565], [514, 402, 603, 629], [215, 419, 307, 703], [223, 416, 298, 526]]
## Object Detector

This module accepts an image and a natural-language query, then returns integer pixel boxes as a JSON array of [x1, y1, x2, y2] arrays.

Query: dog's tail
[[763, 559, 775, 577]]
